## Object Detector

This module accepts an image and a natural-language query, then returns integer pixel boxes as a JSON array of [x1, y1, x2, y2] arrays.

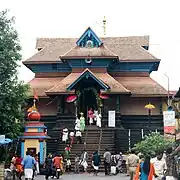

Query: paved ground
[[34, 173, 130, 180]]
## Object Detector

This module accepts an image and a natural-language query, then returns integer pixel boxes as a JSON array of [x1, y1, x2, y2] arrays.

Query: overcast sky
[[1, 0, 180, 91]]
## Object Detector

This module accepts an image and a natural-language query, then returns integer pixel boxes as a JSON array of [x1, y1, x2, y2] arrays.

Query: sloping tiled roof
[[114, 76, 168, 96], [36, 36, 149, 49], [46, 71, 130, 94], [28, 75, 167, 97], [66, 68, 110, 90], [104, 44, 157, 61], [61, 45, 118, 58], [46, 73, 80, 95], [23, 35, 158, 64], [95, 73, 130, 93], [28, 77, 64, 97]]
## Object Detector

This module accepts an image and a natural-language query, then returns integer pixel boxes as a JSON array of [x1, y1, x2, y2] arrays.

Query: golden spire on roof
[[103, 16, 106, 36]]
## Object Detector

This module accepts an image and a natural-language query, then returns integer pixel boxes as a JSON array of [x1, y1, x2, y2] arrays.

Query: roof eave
[[45, 91, 75, 95], [120, 59, 161, 62], [23, 61, 62, 65], [60, 56, 119, 60], [130, 94, 168, 97], [28, 96, 50, 99], [102, 92, 131, 94]]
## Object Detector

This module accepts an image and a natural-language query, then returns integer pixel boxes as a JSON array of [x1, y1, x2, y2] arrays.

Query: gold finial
[[103, 16, 106, 36]]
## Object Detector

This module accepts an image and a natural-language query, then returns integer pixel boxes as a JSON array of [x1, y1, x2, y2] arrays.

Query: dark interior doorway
[[78, 88, 98, 124], [27, 148, 36, 156]]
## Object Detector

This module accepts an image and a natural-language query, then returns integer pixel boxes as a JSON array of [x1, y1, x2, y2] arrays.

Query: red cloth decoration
[[99, 93, 109, 99], [66, 95, 77, 103]]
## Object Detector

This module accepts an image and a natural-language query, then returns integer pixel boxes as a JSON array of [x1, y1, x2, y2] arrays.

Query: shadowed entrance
[[79, 88, 98, 123]]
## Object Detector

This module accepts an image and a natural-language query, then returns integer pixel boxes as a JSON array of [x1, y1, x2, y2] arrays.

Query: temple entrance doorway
[[78, 88, 98, 125]]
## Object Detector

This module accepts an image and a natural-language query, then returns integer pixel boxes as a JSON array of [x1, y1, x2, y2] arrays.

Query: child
[[69, 132, 75, 146], [74, 154, 80, 174], [66, 159, 71, 173], [75, 130, 82, 144]]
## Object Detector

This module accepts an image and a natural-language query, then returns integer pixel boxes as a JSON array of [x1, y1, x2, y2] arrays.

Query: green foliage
[[76, 87, 102, 110], [133, 132, 172, 157], [0, 10, 29, 139]]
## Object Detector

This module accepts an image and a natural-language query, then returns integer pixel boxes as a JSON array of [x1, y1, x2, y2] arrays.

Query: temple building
[[23, 27, 168, 152]]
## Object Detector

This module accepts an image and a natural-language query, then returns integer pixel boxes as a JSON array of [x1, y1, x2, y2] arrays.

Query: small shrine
[[20, 99, 50, 165]]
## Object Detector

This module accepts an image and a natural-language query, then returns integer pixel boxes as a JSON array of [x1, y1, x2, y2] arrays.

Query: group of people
[[74, 149, 124, 176], [61, 112, 86, 146], [126, 147, 180, 180], [43, 153, 64, 180], [10, 152, 39, 180], [61, 109, 102, 146], [103, 149, 124, 176], [88, 108, 102, 127]]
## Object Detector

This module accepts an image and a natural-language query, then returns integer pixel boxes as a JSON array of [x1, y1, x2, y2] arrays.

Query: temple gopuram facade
[[23, 27, 168, 153]]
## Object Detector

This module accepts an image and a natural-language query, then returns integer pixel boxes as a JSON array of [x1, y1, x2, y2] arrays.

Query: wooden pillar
[[101, 100, 104, 114], [128, 129, 131, 151], [141, 129, 144, 139], [116, 95, 120, 113], [58, 95, 65, 114], [74, 101, 77, 117]]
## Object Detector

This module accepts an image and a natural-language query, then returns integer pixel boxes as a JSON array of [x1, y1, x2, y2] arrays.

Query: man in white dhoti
[[75, 117, 80, 130], [21, 151, 36, 180], [96, 113, 102, 128], [62, 128, 69, 143], [80, 150, 88, 172], [93, 110, 98, 122]]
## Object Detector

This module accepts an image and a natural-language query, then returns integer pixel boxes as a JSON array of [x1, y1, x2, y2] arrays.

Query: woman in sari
[[15, 155, 23, 180], [134, 155, 156, 180], [80, 113, 85, 132]]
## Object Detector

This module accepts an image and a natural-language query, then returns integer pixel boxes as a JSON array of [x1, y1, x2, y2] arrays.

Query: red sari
[[15, 157, 23, 173]]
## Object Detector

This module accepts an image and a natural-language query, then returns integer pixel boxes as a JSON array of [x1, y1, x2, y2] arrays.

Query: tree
[[0, 10, 29, 138], [133, 132, 172, 157]]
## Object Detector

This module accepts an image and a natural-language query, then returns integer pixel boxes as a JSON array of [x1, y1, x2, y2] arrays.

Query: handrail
[[98, 128, 102, 153], [84, 128, 88, 149]]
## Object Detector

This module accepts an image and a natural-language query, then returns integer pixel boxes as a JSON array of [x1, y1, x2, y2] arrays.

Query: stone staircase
[[46, 126, 115, 172]]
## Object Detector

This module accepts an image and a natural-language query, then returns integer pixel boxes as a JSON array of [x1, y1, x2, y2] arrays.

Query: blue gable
[[67, 70, 109, 91], [76, 27, 103, 47]]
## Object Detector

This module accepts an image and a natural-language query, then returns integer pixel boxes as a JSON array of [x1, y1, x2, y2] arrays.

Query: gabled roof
[[44, 70, 130, 95], [36, 36, 149, 49], [45, 73, 80, 95], [61, 45, 118, 59], [76, 27, 102, 47], [23, 35, 157, 64], [67, 69, 109, 91]]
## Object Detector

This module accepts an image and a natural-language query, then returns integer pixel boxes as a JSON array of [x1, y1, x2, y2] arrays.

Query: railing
[[84, 129, 88, 149], [98, 129, 102, 153]]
